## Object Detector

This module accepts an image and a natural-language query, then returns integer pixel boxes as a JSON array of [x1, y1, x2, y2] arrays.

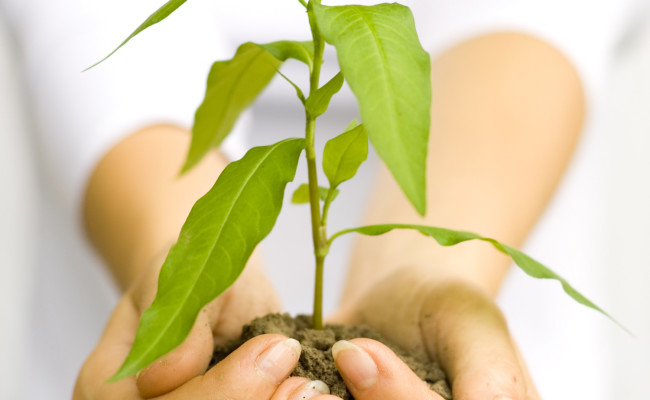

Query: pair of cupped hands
[[74, 260, 540, 400]]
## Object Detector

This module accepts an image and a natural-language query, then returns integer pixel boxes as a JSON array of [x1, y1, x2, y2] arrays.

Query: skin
[[77, 32, 584, 399]]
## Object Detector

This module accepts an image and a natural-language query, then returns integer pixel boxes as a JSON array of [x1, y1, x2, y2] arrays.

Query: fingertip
[[271, 377, 332, 400], [254, 337, 301, 385], [201, 334, 300, 396], [270, 377, 311, 400], [332, 340, 379, 391], [333, 338, 442, 400]]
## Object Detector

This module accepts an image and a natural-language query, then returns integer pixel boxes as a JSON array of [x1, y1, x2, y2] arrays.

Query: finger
[[270, 377, 338, 400], [420, 282, 527, 400], [160, 334, 301, 400], [73, 296, 143, 399], [332, 338, 444, 400], [136, 306, 214, 397]]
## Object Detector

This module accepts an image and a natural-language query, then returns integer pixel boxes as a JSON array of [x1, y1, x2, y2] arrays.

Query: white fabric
[[0, 0, 647, 399]]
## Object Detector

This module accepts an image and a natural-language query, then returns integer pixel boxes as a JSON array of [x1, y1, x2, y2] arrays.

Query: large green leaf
[[313, 3, 431, 215], [322, 124, 368, 188], [86, 0, 188, 70], [111, 138, 305, 380], [305, 72, 344, 118], [183, 41, 314, 173], [329, 224, 625, 329]]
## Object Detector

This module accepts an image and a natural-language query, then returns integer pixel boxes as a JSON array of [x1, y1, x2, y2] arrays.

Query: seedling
[[89, 0, 618, 382]]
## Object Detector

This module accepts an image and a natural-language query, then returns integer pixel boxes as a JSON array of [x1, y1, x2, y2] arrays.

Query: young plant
[[90, 0, 620, 382]]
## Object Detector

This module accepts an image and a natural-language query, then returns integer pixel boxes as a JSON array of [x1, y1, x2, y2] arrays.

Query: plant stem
[[305, 117, 327, 330], [313, 253, 325, 329], [306, 0, 327, 330]]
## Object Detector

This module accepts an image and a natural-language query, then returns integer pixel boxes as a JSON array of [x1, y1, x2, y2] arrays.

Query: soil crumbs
[[211, 313, 452, 400]]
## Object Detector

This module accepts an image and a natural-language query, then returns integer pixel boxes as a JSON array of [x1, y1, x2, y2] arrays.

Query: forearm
[[342, 32, 585, 302], [83, 124, 229, 291]]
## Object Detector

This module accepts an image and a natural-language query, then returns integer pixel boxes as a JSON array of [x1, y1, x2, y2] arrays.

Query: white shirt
[[0, 0, 647, 399]]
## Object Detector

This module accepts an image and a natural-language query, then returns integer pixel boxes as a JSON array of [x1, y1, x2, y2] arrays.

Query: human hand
[[330, 266, 541, 400], [74, 252, 287, 399]]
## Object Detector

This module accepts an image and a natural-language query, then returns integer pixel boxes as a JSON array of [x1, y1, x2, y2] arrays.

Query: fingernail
[[256, 338, 302, 384], [289, 380, 330, 400], [332, 340, 378, 390]]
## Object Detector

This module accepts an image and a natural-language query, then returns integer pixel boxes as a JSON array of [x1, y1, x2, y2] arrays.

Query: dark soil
[[210, 313, 452, 400]]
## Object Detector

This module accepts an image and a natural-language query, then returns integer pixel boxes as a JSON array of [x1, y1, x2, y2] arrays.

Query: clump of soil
[[211, 313, 452, 400]]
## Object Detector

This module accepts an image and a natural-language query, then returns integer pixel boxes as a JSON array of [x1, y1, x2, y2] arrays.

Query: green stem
[[305, 118, 327, 330], [313, 254, 325, 329], [305, 120, 324, 254], [306, 0, 327, 330]]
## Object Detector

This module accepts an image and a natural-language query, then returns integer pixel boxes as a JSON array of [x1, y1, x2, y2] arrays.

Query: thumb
[[161, 334, 302, 399], [332, 338, 444, 400]]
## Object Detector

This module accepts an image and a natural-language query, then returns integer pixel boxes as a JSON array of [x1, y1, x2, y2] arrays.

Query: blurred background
[[1, 1, 650, 399]]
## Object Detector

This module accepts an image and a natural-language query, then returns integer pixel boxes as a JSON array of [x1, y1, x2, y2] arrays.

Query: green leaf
[[323, 124, 368, 188], [259, 41, 314, 70], [182, 43, 283, 173], [85, 0, 188, 70], [313, 3, 431, 215], [183, 41, 315, 173], [291, 184, 339, 204], [329, 224, 627, 331], [111, 138, 305, 381], [305, 72, 344, 118]]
